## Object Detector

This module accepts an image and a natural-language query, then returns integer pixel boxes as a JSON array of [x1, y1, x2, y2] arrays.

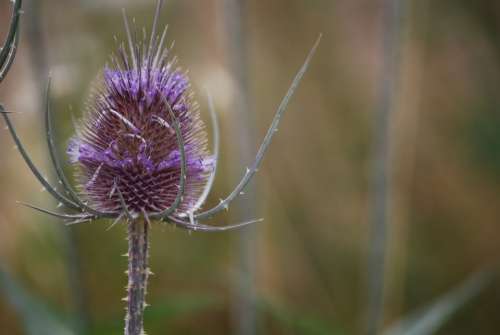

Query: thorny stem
[[125, 218, 150, 335]]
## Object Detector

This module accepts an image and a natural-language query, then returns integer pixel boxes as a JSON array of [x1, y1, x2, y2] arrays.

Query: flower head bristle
[[68, 5, 213, 216]]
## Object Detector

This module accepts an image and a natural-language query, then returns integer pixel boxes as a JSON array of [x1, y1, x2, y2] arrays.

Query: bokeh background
[[1, 0, 500, 334]]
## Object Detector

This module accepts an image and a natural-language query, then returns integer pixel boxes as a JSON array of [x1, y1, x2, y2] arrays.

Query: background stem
[[366, 0, 406, 334], [221, 1, 258, 334], [24, 1, 90, 333], [125, 219, 150, 335]]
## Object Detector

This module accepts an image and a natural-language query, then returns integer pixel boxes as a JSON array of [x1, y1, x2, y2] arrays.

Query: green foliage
[[0, 266, 74, 335], [89, 294, 221, 335], [465, 107, 500, 179], [383, 270, 492, 335], [259, 299, 346, 335]]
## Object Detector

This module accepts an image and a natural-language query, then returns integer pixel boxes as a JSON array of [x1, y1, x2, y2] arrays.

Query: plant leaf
[[258, 299, 346, 335], [0, 266, 75, 335], [383, 269, 493, 335]]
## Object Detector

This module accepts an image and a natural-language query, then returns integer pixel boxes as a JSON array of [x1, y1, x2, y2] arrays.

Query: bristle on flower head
[[68, 3, 213, 216]]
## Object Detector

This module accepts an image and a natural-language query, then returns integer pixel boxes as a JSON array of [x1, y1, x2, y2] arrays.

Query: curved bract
[[0, 0, 22, 83]]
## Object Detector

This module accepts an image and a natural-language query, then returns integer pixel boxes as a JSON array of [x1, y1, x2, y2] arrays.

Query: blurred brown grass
[[1, 0, 500, 334]]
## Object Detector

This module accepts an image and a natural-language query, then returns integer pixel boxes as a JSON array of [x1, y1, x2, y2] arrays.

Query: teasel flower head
[[67, 32, 213, 217]]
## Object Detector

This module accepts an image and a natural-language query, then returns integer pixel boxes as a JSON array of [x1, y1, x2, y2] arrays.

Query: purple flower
[[68, 47, 213, 216]]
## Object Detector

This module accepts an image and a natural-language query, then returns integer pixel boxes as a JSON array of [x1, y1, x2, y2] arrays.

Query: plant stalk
[[125, 218, 150, 335], [366, 0, 406, 334], [221, 1, 258, 334]]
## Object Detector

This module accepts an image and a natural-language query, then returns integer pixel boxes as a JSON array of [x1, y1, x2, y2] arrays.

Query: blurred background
[[1, 0, 500, 334]]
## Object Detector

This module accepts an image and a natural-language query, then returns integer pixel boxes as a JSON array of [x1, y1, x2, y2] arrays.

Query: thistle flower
[[0, 0, 319, 334], [66, 31, 213, 217]]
